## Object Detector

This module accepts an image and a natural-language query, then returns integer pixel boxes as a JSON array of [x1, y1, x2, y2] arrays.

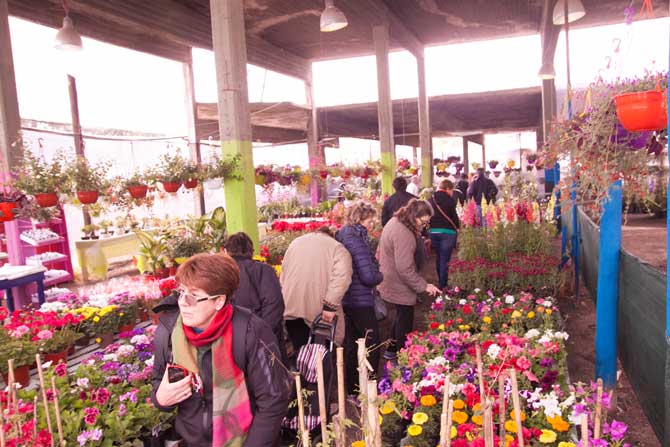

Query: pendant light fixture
[[54, 1, 83, 51], [320, 0, 348, 32], [552, 0, 586, 25]]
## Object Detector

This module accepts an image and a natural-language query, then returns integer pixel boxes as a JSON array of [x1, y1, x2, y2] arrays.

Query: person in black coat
[[429, 179, 460, 289], [467, 168, 498, 204], [454, 173, 469, 206], [335, 201, 384, 395], [224, 232, 287, 363], [381, 177, 417, 226]]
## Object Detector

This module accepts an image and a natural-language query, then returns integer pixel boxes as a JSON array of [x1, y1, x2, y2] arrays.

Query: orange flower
[[420, 395, 437, 407]]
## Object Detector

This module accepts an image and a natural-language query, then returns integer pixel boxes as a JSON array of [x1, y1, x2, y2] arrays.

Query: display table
[[74, 233, 140, 282], [0, 265, 46, 312]]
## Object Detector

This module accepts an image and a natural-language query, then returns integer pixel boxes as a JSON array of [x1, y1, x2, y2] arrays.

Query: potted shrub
[[14, 199, 60, 223], [125, 170, 150, 199], [155, 151, 187, 193], [183, 162, 201, 189], [98, 219, 113, 237], [81, 224, 99, 240], [0, 336, 37, 387], [0, 187, 25, 222], [65, 156, 111, 204], [37, 327, 82, 364], [13, 151, 67, 207]]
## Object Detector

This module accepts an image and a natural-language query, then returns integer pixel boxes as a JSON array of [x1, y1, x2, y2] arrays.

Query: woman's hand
[[156, 367, 193, 407], [425, 284, 441, 296]]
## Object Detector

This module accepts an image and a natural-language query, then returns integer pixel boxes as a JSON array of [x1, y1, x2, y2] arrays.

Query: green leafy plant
[[37, 327, 82, 354], [155, 150, 188, 183], [203, 154, 240, 180], [0, 335, 38, 372], [135, 230, 169, 272], [13, 150, 69, 195], [65, 156, 112, 192]]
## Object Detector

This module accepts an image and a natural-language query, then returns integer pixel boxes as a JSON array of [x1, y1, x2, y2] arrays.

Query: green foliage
[[65, 156, 112, 192], [0, 335, 37, 371], [13, 150, 69, 195], [135, 229, 169, 272], [202, 153, 240, 180], [154, 150, 188, 183]]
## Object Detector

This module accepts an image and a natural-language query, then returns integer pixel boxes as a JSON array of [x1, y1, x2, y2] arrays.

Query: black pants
[[343, 307, 380, 395], [388, 303, 415, 353], [285, 318, 310, 357]]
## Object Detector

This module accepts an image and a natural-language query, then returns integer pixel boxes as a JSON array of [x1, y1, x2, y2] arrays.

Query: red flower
[[429, 322, 440, 330], [462, 304, 472, 314], [54, 362, 67, 377]]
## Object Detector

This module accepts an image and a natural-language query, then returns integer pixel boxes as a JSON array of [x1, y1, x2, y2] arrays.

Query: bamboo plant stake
[[445, 399, 454, 447], [0, 397, 6, 447], [498, 376, 506, 444], [33, 396, 38, 441], [6, 359, 14, 411], [509, 369, 524, 447], [439, 413, 448, 447], [476, 346, 486, 400], [365, 380, 381, 447], [50, 377, 65, 447], [484, 398, 494, 447], [581, 414, 589, 447], [316, 350, 329, 447], [294, 373, 310, 447], [36, 355, 54, 447], [336, 347, 346, 447], [356, 339, 368, 429], [442, 374, 451, 415], [594, 378, 603, 439]]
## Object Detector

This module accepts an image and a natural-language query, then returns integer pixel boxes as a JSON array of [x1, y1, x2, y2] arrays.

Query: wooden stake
[[36, 355, 54, 447], [509, 369, 524, 447], [316, 350, 329, 447], [50, 377, 64, 447], [439, 412, 448, 447], [442, 374, 451, 415], [356, 338, 368, 429], [294, 373, 310, 447], [594, 378, 603, 439], [6, 359, 14, 410], [476, 346, 486, 400], [498, 376, 506, 445], [33, 396, 37, 441], [0, 397, 6, 447], [332, 415, 342, 447], [483, 398, 494, 447], [445, 399, 454, 447], [581, 413, 589, 447], [336, 347, 346, 447], [365, 380, 381, 447]]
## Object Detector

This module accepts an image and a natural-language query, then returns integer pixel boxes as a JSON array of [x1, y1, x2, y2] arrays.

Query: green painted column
[[374, 25, 396, 197], [381, 150, 394, 195], [222, 140, 258, 248], [417, 53, 433, 189]]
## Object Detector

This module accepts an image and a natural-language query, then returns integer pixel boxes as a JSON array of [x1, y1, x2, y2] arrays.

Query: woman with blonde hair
[[378, 199, 441, 361], [335, 201, 384, 395]]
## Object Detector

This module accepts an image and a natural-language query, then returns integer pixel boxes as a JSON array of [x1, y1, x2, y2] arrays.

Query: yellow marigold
[[504, 420, 517, 433], [380, 401, 396, 415], [253, 255, 267, 263], [93, 316, 100, 322], [438, 324, 445, 331], [510, 410, 526, 422], [472, 403, 481, 412], [511, 310, 522, 319], [119, 312, 125, 317], [412, 412, 429, 425], [472, 415, 483, 426], [547, 415, 570, 432], [379, 415, 383, 426], [527, 311, 536, 319], [420, 395, 437, 407], [539, 430, 557, 443], [95, 337, 102, 344], [452, 399, 466, 410], [351, 441, 365, 447], [450, 426, 457, 439], [505, 435, 514, 446], [273, 265, 281, 276], [452, 411, 469, 425], [482, 316, 492, 324], [408, 424, 423, 437], [558, 443, 576, 447], [546, 309, 553, 315]]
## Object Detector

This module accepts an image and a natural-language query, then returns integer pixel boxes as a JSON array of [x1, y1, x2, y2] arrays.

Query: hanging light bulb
[[538, 62, 556, 79], [320, 0, 348, 32], [552, 0, 586, 25], [54, 15, 83, 51]]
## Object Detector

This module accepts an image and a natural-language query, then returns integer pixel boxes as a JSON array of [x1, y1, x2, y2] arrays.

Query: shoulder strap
[[432, 192, 459, 232], [232, 306, 252, 370]]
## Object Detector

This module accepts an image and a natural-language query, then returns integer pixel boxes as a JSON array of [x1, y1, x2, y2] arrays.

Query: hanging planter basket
[[488, 161, 499, 169], [183, 178, 199, 189], [0, 202, 18, 222], [204, 177, 223, 190], [614, 90, 667, 132], [128, 184, 149, 199], [162, 182, 181, 193], [35, 192, 59, 207], [77, 191, 99, 205]]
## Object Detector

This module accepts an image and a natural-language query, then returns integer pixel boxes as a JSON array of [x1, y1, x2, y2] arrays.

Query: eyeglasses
[[177, 289, 224, 306]]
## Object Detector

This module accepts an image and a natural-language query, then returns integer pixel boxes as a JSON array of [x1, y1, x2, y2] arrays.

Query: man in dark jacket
[[467, 168, 498, 204], [381, 177, 417, 226], [151, 293, 290, 446], [454, 173, 469, 206], [224, 232, 287, 363]]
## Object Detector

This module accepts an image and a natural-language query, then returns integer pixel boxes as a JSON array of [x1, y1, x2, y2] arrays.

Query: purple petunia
[[604, 419, 628, 441]]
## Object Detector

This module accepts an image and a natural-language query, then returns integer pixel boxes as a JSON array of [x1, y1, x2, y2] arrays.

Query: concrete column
[[183, 54, 206, 216], [373, 25, 395, 196], [305, 72, 323, 206], [416, 53, 432, 189], [209, 0, 259, 248]]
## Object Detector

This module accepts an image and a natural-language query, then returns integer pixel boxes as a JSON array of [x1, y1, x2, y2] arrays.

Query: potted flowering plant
[[65, 156, 111, 204], [124, 169, 151, 199], [108, 292, 141, 333], [488, 159, 499, 169], [13, 150, 68, 207], [0, 186, 25, 222], [35, 327, 82, 364], [183, 161, 201, 189], [155, 150, 188, 192], [0, 335, 37, 387], [614, 70, 667, 131]]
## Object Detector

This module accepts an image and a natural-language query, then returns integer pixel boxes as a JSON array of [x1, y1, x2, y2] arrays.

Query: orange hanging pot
[[35, 192, 59, 207], [77, 191, 99, 204], [162, 182, 181, 193], [0, 202, 18, 222], [128, 184, 148, 199], [614, 90, 667, 132], [183, 178, 199, 189]]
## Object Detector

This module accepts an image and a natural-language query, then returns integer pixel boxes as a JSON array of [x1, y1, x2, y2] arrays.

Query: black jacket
[[335, 224, 383, 309], [429, 191, 460, 231], [455, 180, 469, 205], [151, 294, 290, 447], [467, 177, 498, 204], [381, 191, 417, 226], [230, 256, 286, 361]]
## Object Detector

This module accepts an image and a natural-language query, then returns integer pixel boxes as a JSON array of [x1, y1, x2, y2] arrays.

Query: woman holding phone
[[151, 253, 289, 447]]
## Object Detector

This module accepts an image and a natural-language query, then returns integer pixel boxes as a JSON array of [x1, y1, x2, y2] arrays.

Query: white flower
[[116, 345, 135, 358], [553, 331, 569, 341], [505, 295, 515, 304], [103, 354, 118, 362], [145, 358, 154, 368], [524, 329, 540, 339], [77, 378, 90, 388], [41, 361, 53, 370], [487, 343, 502, 360], [427, 357, 447, 367], [543, 300, 553, 307], [474, 288, 481, 293], [40, 301, 68, 312], [435, 297, 443, 304], [459, 299, 467, 305], [130, 334, 150, 345]]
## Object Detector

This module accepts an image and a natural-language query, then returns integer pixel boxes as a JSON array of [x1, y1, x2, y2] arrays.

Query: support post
[[481, 136, 486, 170], [595, 180, 622, 387], [183, 52, 206, 216], [210, 0, 259, 250], [67, 74, 93, 226], [462, 137, 469, 176], [373, 25, 395, 196], [416, 52, 432, 189], [305, 71, 323, 206]]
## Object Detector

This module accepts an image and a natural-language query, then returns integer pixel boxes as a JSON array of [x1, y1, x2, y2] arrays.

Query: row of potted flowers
[[254, 161, 385, 187]]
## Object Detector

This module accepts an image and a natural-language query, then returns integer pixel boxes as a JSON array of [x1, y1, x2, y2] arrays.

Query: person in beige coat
[[378, 199, 441, 361], [280, 226, 353, 355]]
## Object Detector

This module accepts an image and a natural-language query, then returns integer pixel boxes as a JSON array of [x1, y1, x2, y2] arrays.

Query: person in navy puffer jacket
[[335, 201, 384, 395]]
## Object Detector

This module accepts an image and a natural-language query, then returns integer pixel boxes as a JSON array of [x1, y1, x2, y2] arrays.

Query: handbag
[[374, 291, 388, 321]]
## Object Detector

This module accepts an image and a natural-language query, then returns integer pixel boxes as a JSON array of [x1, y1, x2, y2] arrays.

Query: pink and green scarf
[[172, 305, 252, 447]]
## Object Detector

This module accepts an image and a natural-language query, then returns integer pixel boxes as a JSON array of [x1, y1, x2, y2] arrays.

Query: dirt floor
[[622, 213, 666, 272]]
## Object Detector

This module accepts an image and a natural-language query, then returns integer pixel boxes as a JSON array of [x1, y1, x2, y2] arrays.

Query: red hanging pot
[[35, 192, 59, 207], [162, 182, 181, 193], [183, 178, 198, 189], [77, 191, 99, 204], [614, 90, 667, 132], [128, 184, 149, 199], [0, 202, 18, 222]]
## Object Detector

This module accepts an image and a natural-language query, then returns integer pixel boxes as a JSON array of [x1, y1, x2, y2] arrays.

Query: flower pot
[[2, 365, 31, 388], [76, 334, 91, 347], [44, 349, 68, 365], [96, 332, 115, 348], [614, 90, 667, 131], [0, 202, 18, 222], [184, 178, 198, 189], [35, 192, 59, 207], [119, 324, 135, 334], [77, 191, 99, 204], [204, 177, 223, 190], [162, 182, 181, 193], [128, 184, 149, 199]]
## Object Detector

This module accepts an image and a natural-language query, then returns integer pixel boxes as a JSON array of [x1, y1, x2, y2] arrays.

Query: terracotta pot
[[162, 182, 181, 193], [0, 202, 18, 222], [614, 90, 667, 132], [77, 190, 99, 204], [184, 178, 198, 189], [128, 184, 149, 199], [44, 349, 68, 365], [2, 365, 31, 387], [75, 334, 91, 347], [97, 332, 115, 348], [35, 192, 59, 207], [119, 324, 135, 334]]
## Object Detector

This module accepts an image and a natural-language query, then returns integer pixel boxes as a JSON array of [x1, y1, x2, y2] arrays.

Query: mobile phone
[[167, 364, 189, 383]]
